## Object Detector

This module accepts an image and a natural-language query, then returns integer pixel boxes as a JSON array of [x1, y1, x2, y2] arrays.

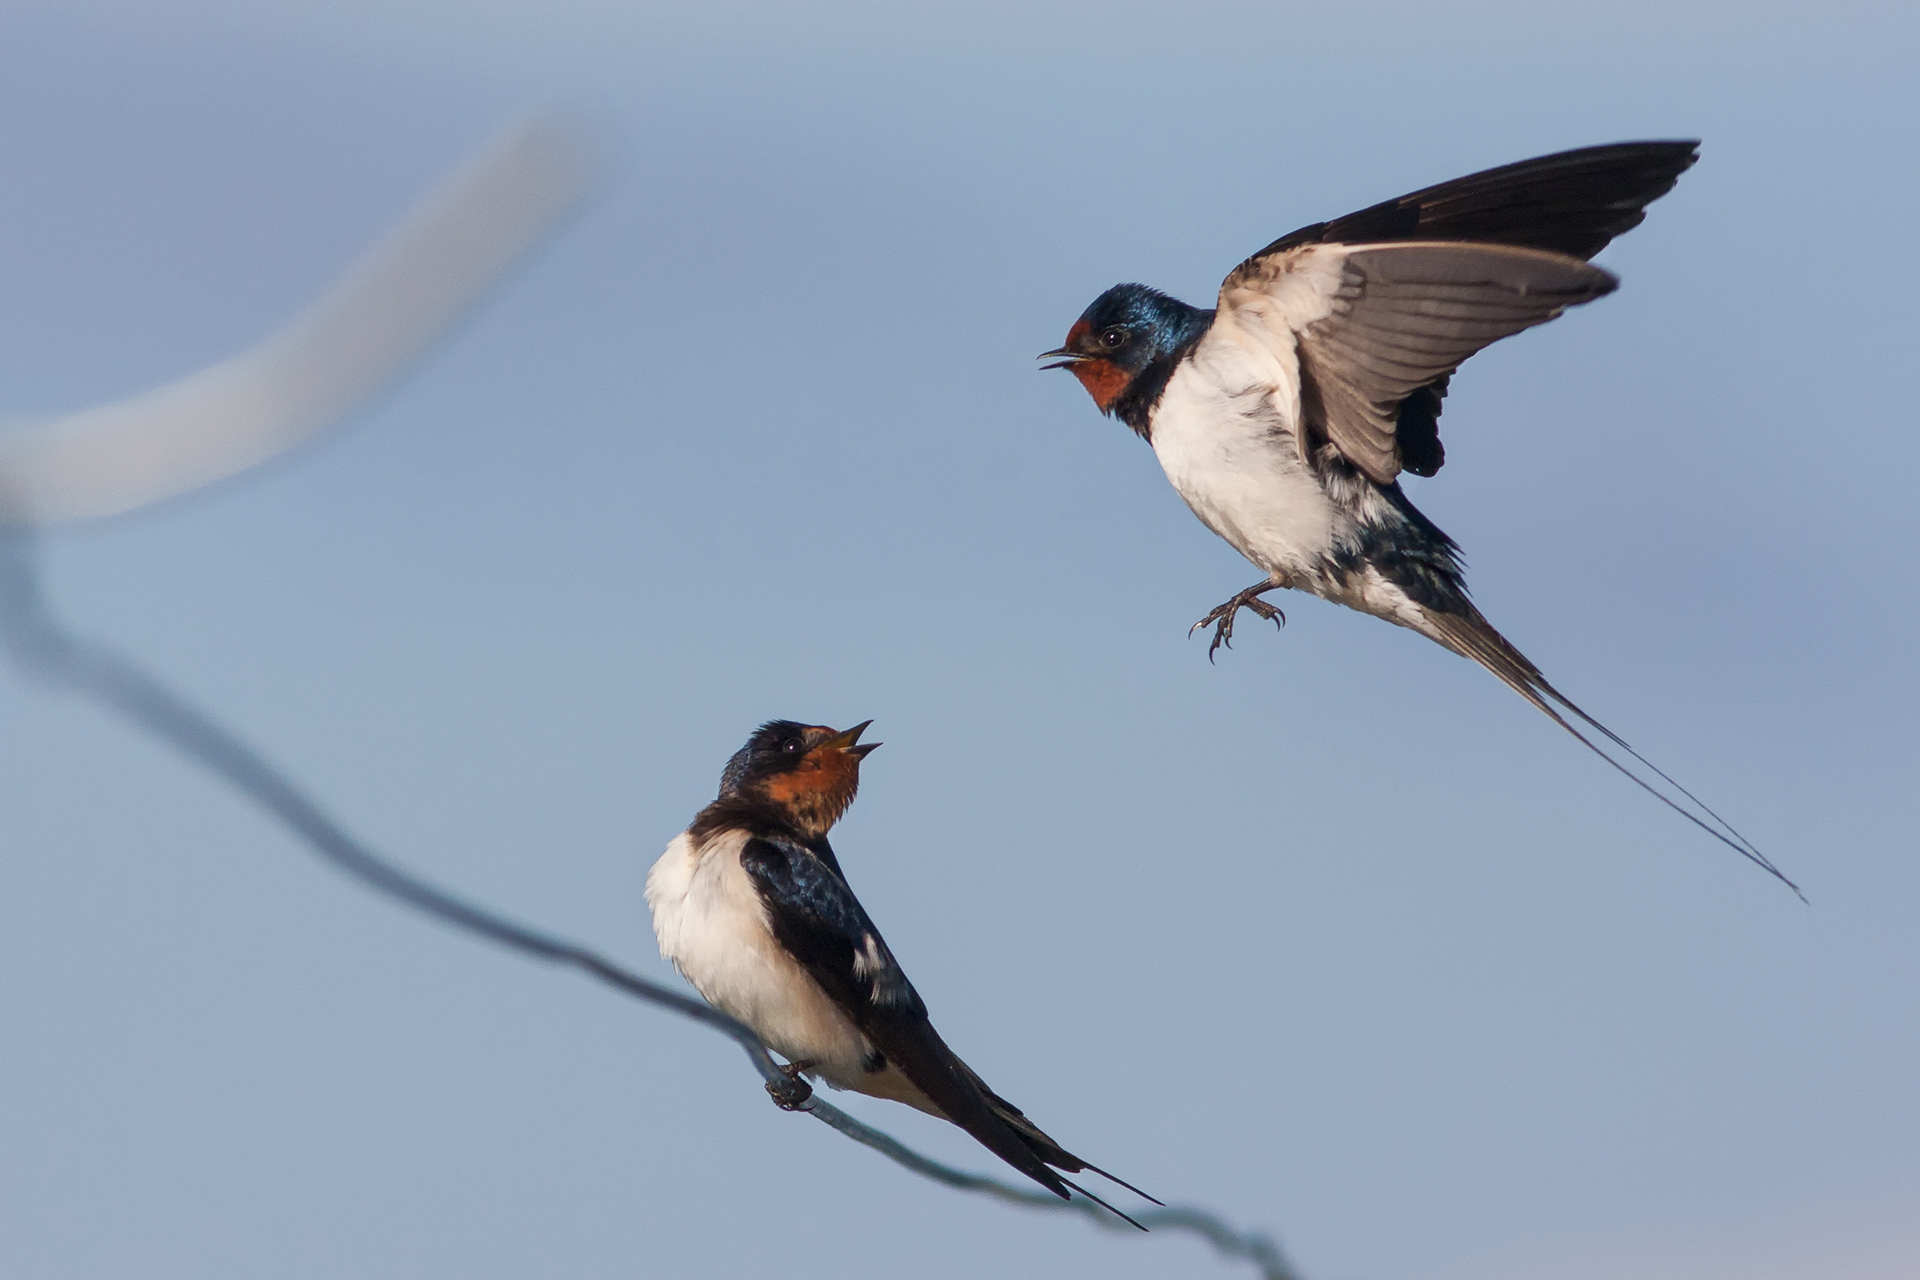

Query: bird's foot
[[765, 1059, 815, 1111], [1190, 582, 1286, 661]]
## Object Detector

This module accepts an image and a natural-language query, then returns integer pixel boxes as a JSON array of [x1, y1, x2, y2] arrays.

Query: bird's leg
[[765, 1058, 816, 1111], [1190, 579, 1288, 662]]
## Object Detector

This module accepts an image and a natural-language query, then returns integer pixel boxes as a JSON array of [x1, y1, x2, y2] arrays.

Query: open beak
[[820, 720, 881, 759], [1038, 345, 1083, 371]]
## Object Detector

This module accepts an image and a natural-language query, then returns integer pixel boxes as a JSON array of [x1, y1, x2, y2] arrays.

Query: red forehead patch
[[1065, 317, 1090, 347]]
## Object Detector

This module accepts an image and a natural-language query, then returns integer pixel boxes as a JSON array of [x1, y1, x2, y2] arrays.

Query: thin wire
[[0, 532, 1299, 1280]]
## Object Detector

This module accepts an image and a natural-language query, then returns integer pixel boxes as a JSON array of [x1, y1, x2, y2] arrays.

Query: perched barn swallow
[[1044, 141, 1796, 894], [647, 719, 1154, 1220]]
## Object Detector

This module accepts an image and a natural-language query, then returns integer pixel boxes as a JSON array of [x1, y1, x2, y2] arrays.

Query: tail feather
[[893, 1031, 1154, 1225], [951, 1057, 1161, 1218], [1055, 1174, 1148, 1231], [983, 1091, 1163, 1205], [1419, 607, 1802, 900]]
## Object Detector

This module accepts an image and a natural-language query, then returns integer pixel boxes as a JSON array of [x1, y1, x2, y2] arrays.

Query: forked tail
[[951, 1056, 1161, 1226], [1419, 607, 1801, 900]]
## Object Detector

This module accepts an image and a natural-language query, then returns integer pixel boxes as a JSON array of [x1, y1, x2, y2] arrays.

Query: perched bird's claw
[[1192, 583, 1286, 662], [765, 1078, 812, 1110], [766, 1059, 816, 1111]]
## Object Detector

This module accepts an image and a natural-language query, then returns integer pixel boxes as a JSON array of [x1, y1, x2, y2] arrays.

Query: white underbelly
[[645, 830, 940, 1113], [647, 830, 870, 1077], [1150, 371, 1341, 579]]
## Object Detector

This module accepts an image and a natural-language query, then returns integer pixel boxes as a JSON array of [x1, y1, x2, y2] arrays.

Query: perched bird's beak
[[1037, 346, 1082, 371], [820, 720, 881, 759]]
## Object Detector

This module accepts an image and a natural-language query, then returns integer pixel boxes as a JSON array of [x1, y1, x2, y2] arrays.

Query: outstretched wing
[[1235, 140, 1699, 270], [736, 835, 1077, 1199], [1221, 241, 1618, 485], [1223, 141, 1697, 479]]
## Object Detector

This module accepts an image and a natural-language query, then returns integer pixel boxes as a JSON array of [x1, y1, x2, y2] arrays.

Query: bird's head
[[718, 719, 881, 838], [1040, 283, 1209, 417]]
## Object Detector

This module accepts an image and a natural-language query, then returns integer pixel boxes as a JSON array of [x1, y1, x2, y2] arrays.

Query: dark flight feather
[[737, 835, 1152, 1222], [1229, 141, 1699, 476], [1253, 241, 1618, 484], [1238, 140, 1699, 269]]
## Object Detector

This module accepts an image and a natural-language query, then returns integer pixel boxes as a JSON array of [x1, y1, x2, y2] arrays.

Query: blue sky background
[[1, 3, 1916, 1277]]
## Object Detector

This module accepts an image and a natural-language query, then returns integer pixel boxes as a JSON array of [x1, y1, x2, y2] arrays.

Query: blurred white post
[[0, 116, 590, 525]]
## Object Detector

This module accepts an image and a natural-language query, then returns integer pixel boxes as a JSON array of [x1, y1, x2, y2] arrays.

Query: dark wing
[[1226, 141, 1697, 477], [1395, 373, 1450, 477], [1222, 241, 1618, 485], [736, 835, 1081, 1201], [801, 834, 849, 884], [1237, 140, 1699, 268], [737, 835, 921, 1015]]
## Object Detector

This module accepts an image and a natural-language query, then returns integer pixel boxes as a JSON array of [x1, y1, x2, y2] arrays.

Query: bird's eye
[[781, 738, 803, 754], [1100, 327, 1127, 348]]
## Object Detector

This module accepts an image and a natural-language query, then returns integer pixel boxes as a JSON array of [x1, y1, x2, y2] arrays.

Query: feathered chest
[[644, 827, 922, 1094], [1145, 332, 1346, 573], [646, 830, 776, 991]]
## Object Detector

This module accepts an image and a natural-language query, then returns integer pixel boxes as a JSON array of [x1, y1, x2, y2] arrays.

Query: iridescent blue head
[[1040, 283, 1212, 437]]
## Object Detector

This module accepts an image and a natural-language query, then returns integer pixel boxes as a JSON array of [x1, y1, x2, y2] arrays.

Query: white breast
[[646, 828, 957, 1113], [1149, 319, 1345, 579]]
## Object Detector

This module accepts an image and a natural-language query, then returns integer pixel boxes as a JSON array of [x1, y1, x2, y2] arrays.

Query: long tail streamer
[[1426, 610, 1800, 899]]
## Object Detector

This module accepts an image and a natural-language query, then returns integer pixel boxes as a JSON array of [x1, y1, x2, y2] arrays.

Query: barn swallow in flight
[[1043, 141, 1798, 895], [647, 720, 1156, 1221]]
